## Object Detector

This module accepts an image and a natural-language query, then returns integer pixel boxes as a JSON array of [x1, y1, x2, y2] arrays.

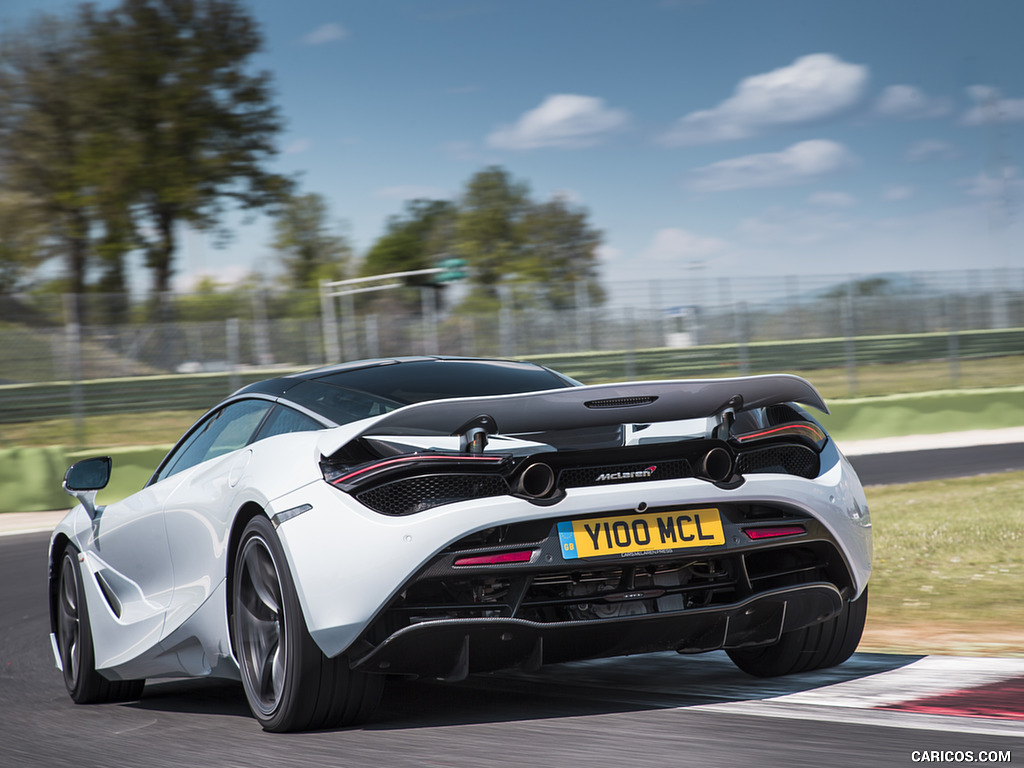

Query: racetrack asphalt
[[3, 426, 1023, 537]]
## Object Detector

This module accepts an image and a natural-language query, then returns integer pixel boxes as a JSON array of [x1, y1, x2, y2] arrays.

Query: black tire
[[231, 514, 383, 732], [727, 588, 868, 677], [56, 548, 146, 704]]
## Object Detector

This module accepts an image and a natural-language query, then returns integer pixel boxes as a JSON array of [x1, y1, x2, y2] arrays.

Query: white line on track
[[693, 656, 1024, 737], [692, 700, 1024, 737]]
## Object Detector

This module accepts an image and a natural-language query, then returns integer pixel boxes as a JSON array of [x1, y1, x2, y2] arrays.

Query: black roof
[[234, 356, 575, 407]]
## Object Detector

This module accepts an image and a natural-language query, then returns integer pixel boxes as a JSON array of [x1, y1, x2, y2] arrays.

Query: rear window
[[315, 359, 573, 404], [286, 359, 574, 425]]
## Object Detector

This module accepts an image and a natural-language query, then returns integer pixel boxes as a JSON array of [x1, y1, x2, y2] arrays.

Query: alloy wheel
[[236, 535, 288, 716]]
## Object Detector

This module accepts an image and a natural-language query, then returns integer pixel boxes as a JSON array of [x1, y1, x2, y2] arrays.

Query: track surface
[[4, 525, 1022, 768], [848, 442, 1024, 486], [4, 446, 1023, 766]]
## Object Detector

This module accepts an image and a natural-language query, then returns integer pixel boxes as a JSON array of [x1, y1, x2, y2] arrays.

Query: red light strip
[[454, 550, 535, 567], [735, 424, 825, 443], [331, 453, 504, 484], [744, 525, 806, 540]]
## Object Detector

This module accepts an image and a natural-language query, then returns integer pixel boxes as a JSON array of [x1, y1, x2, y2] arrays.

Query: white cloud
[[487, 94, 629, 150], [374, 185, 449, 200], [959, 167, 1024, 200], [807, 191, 858, 208], [283, 138, 311, 155], [962, 85, 1024, 125], [738, 206, 855, 247], [640, 227, 731, 262], [906, 139, 957, 163], [874, 85, 951, 120], [660, 54, 868, 145], [686, 140, 858, 193], [883, 185, 914, 202], [302, 23, 348, 46]]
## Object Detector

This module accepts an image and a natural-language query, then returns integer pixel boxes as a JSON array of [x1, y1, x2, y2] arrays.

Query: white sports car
[[49, 357, 871, 731]]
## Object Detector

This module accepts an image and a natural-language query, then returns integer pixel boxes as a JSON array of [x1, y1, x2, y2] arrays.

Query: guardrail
[[3, 327, 1022, 425]]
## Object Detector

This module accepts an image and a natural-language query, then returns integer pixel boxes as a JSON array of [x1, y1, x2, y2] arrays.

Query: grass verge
[[3, 358, 1024, 451], [860, 470, 1024, 657]]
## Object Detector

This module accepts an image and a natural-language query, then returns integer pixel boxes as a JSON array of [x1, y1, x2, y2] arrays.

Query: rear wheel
[[232, 514, 383, 732], [727, 588, 868, 677], [56, 548, 145, 703]]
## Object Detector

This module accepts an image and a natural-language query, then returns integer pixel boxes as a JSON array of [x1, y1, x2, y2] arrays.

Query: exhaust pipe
[[515, 462, 556, 498], [700, 447, 733, 483]]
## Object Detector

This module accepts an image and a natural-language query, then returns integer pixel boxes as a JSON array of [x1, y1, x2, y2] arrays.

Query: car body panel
[[275, 459, 870, 660], [48, 360, 871, 687]]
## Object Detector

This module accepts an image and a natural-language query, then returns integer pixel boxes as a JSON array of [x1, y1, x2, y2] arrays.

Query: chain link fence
[[1, 268, 1023, 429]]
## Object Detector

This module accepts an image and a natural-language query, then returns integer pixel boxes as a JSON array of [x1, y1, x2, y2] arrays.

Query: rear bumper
[[351, 582, 843, 679]]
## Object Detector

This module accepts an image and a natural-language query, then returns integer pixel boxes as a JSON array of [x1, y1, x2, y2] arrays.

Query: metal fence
[[1, 268, 1023, 426]]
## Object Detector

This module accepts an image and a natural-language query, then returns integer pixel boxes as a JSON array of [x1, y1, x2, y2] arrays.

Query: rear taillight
[[453, 550, 536, 567], [743, 524, 806, 540], [326, 453, 506, 487]]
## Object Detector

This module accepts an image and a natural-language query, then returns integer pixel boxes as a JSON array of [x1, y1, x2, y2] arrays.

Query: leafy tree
[[821, 276, 894, 300], [172, 274, 249, 321], [453, 167, 604, 310], [271, 192, 351, 289], [454, 167, 530, 299], [361, 199, 456, 284], [80, 0, 292, 295], [360, 167, 606, 315], [0, 0, 291, 300], [0, 190, 50, 293], [515, 196, 604, 309], [0, 15, 97, 295]]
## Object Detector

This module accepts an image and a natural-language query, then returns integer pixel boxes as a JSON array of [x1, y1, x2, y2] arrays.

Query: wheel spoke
[[270, 640, 286, 702], [258, 636, 283, 701], [58, 557, 81, 684], [237, 536, 287, 714], [243, 544, 281, 617]]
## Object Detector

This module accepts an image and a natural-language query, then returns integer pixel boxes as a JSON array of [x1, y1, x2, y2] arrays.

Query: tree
[[359, 167, 606, 315], [271, 192, 351, 289], [0, 15, 98, 295], [0, 190, 50, 293], [0, 0, 291, 300], [454, 167, 530, 299], [453, 167, 604, 310], [80, 0, 292, 295], [516, 196, 604, 309], [361, 199, 456, 284]]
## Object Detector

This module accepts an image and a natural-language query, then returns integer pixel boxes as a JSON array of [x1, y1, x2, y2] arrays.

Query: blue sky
[[3, 0, 1023, 295]]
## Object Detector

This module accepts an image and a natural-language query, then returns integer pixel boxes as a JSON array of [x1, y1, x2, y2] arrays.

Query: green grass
[[797, 356, 1024, 399], [862, 471, 1024, 655], [1, 409, 205, 449], [3, 356, 1024, 451]]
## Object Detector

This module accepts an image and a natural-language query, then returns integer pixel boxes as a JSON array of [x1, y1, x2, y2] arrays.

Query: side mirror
[[63, 457, 112, 519]]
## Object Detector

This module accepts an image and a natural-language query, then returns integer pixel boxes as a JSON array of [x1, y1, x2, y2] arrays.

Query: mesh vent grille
[[584, 396, 658, 409], [737, 445, 818, 479], [357, 474, 509, 516]]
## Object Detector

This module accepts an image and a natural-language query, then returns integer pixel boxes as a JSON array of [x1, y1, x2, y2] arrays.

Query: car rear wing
[[319, 374, 828, 456]]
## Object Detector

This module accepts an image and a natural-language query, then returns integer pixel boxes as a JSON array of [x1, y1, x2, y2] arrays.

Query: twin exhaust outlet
[[513, 447, 735, 499]]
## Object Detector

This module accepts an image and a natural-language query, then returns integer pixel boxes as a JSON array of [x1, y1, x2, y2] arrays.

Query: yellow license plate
[[557, 508, 725, 559]]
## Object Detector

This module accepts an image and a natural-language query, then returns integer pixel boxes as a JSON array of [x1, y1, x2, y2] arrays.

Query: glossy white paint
[[276, 458, 870, 659], [48, 376, 871, 683]]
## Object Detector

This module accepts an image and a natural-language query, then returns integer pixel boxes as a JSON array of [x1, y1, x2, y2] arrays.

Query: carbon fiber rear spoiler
[[348, 374, 827, 442]]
